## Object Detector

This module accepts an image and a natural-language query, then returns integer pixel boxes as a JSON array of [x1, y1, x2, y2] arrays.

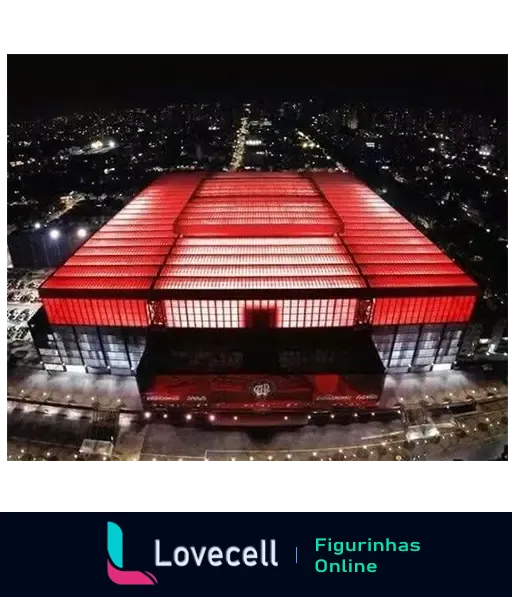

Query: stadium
[[31, 171, 478, 423]]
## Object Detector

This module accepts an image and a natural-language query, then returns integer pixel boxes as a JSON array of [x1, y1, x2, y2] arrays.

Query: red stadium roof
[[40, 171, 478, 327], [175, 176, 342, 236]]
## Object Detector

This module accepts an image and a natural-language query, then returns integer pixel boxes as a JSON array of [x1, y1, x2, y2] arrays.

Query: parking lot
[[7, 268, 51, 306], [7, 307, 34, 341], [7, 268, 51, 367]]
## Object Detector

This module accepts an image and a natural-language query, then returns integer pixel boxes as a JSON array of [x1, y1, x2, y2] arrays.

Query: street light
[[34, 222, 41, 230], [49, 229, 60, 240], [77, 228, 88, 238]]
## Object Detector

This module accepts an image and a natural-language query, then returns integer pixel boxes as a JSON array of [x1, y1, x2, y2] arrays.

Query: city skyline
[[8, 55, 507, 121]]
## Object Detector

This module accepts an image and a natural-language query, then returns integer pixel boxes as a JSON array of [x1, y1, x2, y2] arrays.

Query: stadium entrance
[[136, 328, 385, 425]]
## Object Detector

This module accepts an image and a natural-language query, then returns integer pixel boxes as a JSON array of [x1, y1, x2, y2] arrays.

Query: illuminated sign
[[143, 374, 383, 409], [316, 394, 379, 402]]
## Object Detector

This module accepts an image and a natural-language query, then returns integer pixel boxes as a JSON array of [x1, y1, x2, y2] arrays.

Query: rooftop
[[39, 171, 478, 328]]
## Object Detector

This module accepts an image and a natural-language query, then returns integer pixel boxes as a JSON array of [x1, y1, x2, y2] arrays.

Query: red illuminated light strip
[[92, 231, 173, 240], [66, 255, 165, 266], [367, 274, 476, 288], [210, 172, 299, 178], [177, 237, 342, 246], [361, 263, 464, 276], [196, 182, 318, 188], [353, 252, 456, 265], [178, 217, 340, 224], [74, 246, 170, 256], [176, 225, 342, 237], [184, 201, 326, 208], [337, 209, 405, 218], [155, 276, 365, 290], [349, 244, 445, 254], [343, 235, 432, 244], [168, 254, 355, 265], [181, 208, 336, 217], [84, 238, 173, 247], [99, 226, 176, 233], [344, 230, 427, 239], [196, 188, 319, 197], [160, 264, 361, 278], [171, 245, 347, 255], [344, 224, 419, 232], [109, 214, 177, 220], [53, 265, 161, 278], [195, 181, 319, 196], [43, 277, 154, 290]]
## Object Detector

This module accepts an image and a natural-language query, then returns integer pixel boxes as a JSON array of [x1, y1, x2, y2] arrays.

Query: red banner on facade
[[144, 373, 382, 409]]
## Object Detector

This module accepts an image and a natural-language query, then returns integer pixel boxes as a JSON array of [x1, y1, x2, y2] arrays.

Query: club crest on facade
[[250, 380, 275, 399]]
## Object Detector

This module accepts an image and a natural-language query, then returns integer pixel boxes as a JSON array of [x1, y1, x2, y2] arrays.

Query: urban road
[[7, 399, 405, 453], [7, 394, 508, 461]]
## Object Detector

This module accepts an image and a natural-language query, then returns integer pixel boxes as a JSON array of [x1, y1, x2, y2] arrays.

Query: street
[[7, 396, 507, 461]]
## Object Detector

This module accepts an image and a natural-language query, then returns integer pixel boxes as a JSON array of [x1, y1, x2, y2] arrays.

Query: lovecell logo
[[107, 522, 158, 585], [107, 522, 278, 585]]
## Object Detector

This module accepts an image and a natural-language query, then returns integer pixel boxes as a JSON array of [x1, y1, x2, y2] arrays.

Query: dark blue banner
[[4, 513, 509, 595]]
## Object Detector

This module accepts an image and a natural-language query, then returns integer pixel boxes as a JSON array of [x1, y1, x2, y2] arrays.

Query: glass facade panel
[[372, 322, 465, 371], [162, 298, 358, 329]]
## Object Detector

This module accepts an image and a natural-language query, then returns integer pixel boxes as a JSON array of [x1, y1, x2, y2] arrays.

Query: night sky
[[8, 54, 507, 120]]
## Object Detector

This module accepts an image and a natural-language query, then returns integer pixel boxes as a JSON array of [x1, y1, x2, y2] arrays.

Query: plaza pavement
[[8, 367, 142, 411], [7, 367, 506, 414]]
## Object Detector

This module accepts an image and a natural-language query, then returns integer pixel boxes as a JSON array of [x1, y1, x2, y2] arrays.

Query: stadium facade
[[31, 172, 478, 416]]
